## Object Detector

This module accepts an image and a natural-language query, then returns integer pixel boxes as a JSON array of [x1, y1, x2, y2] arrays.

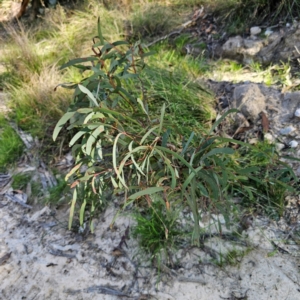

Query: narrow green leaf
[[243, 185, 254, 200], [137, 98, 148, 115], [54, 82, 78, 90], [200, 147, 234, 162], [53, 111, 76, 141], [129, 141, 146, 176], [198, 170, 219, 200], [65, 162, 82, 181], [86, 131, 97, 156], [111, 176, 119, 188], [162, 129, 171, 147], [198, 182, 209, 197], [182, 164, 204, 191], [237, 166, 260, 175], [112, 41, 129, 46], [78, 84, 98, 106], [60, 57, 99, 70], [109, 59, 119, 73], [73, 64, 92, 71], [113, 133, 128, 188], [181, 132, 195, 155], [119, 146, 149, 176], [97, 17, 104, 44], [158, 103, 165, 136], [140, 125, 159, 144], [77, 108, 94, 114], [79, 200, 87, 226], [209, 109, 238, 135], [69, 188, 77, 229], [163, 157, 177, 189], [69, 130, 86, 146], [128, 187, 164, 200]]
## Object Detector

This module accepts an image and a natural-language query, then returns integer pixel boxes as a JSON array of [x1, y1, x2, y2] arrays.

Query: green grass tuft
[[0, 115, 24, 171], [132, 198, 185, 262], [11, 173, 31, 190]]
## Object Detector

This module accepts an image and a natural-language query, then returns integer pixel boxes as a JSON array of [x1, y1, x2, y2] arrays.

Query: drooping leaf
[[200, 147, 234, 162], [60, 57, 99, 70], [65, 162, 83, 181], [53, 111, 76, 141], [69, 130, 87, 147], [209, 108, 238, 135], [128, 187, 164, 200], [78, 84, 99, 107]]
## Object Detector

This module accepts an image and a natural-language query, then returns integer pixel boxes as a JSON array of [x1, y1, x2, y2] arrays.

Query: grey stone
[[250, 26, 262, 36], [289, 140, 299, 148], [264, 133, 275, 142], [222, 36, 244, 60], [280, 126, 296, 135], [232, 84, 266, 121], [275, 143, 285, 151]]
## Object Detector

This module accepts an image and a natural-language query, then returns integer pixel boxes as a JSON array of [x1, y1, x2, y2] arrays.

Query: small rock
[[250, 26, 261, 36], [265, 28, 273, 36], [225, 85, 233, 93], [275, 143, 285, 151], [295, 108, 300, 117], [219, 96, 229, 109], [249, 138, 259, 144], [280, 126, 295, 135], [289, 140, 298, 148], [222, 36, 244, 59], [264, 133, 274, 142], [232, 84, 266, 121]]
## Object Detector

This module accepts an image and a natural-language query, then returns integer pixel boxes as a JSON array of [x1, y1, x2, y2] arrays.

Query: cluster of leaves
[[54, 20, 297, 248]]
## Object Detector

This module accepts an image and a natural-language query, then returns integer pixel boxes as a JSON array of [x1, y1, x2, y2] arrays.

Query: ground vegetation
[[0, 0, 299, 261]]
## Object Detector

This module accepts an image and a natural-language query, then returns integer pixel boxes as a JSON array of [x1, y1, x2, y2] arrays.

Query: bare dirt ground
[[1, 195, 300, 300]]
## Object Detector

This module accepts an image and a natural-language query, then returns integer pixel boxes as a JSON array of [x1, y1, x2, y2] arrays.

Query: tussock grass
[[8, 65, 72, 138], [2, 24, 43, 82], [132, 198, 184, 262], [208, 0, 300, 34], [128, 3, 179, 42], [0, 115, 24, 171], [11, 172, 31, 190]]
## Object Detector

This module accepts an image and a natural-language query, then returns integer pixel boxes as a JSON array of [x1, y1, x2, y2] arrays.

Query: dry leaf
[[233, 126, 253, 137], [261, 111, 269, 133]]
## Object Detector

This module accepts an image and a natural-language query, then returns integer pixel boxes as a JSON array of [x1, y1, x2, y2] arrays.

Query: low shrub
[[53, 20, 297, 250]]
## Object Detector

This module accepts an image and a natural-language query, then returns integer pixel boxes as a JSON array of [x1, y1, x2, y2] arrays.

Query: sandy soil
[[1, 197, 300, 300]]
